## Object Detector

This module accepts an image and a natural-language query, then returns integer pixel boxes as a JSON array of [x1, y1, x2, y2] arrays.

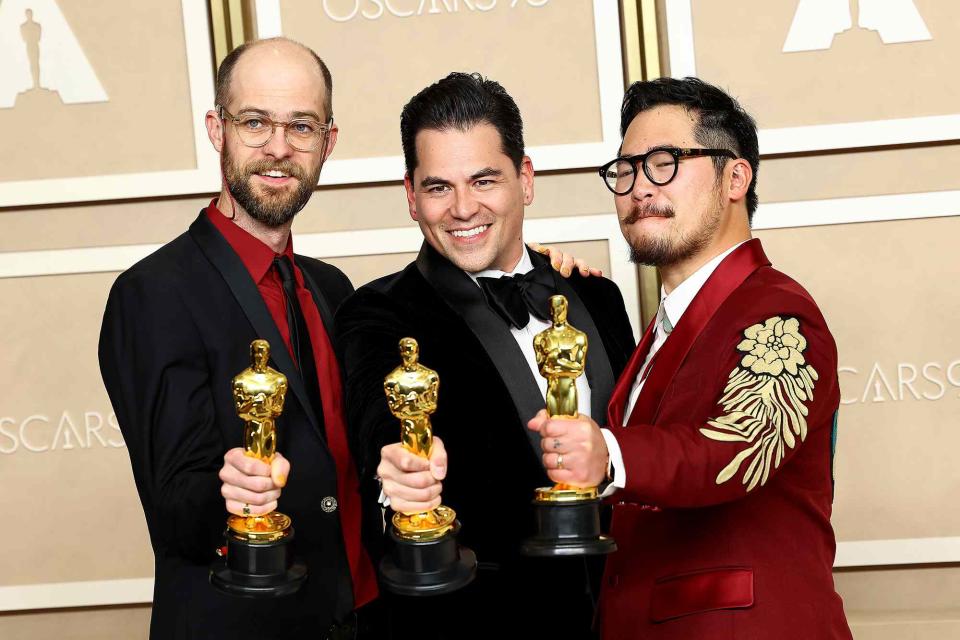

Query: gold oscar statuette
[[522, 295, 615, 556], [226, 339, 293, 540], [533, 295, 598, 502], [378, 337, 476, 595], [210, 339, 306, 597], [383, 337, 457, 540]]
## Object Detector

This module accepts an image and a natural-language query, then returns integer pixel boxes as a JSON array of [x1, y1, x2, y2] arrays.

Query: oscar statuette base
[[521, 495, 617, 557], [210, 527, 307, 598], [379, 523, 477, 597]]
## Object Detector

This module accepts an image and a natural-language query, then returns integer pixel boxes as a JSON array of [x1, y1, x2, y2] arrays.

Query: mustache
[[243, 159, 305, 181], [622, 203, 675, 225]]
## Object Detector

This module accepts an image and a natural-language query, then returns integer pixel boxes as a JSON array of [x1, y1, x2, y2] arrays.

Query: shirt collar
[[205, 199, 295, 284], [660, 240, 748, 329], [466, 246, 534, 284]]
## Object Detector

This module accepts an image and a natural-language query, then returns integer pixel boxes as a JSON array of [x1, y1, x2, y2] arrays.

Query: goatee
[[625, 201, 720, 267], [222, 151, 320, 228]]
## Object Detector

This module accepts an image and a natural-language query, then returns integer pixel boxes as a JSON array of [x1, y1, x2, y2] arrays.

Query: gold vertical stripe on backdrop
[[640, 0, 662, 80], [209, 1, 229, 71], [622, 0, 663, 329], [209, 0, 257, 70]]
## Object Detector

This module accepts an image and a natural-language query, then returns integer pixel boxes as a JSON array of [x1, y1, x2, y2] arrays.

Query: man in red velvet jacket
[[528, 77, 852, 639]]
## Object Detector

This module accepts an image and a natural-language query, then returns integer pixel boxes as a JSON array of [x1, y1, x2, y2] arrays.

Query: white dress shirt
[[600, 241, 747, 496], [469, 249, 592, 418]]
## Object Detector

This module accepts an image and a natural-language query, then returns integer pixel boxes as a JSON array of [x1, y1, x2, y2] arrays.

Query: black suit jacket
[[99, 213, 355, 640], [336, 244, 635, 639]]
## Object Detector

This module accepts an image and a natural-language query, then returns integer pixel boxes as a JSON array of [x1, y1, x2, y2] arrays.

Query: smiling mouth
[[449, 224, 490, 239]]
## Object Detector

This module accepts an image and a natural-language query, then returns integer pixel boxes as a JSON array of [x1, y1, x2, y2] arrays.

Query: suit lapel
[[188, 214, 325, 440], [607, 317, 657, 427], [416, 243, 547, 461], [629, 239, 772, 425]]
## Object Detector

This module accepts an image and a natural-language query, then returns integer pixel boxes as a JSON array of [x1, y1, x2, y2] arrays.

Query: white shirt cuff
[[378, 488, 390, 508], [600, 428, 626, 498]]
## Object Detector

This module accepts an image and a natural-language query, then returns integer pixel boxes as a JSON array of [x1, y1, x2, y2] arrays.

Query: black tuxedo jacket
[[99, 212, 355, 640], [336, 244, 635, 638]]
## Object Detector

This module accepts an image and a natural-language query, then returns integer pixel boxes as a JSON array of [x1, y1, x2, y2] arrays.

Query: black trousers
[[365, 556, 602, 640]]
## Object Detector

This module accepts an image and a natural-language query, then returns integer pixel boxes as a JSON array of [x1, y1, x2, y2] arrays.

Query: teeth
[[262, 170, 288, 178], [451, 225, 489, 238]]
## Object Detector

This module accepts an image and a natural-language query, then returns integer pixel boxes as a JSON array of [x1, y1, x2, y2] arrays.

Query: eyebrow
[[470, 167, 503, 180], [419, 176, 450, 188], [621, 143, 675, 157], [419, 167, 504, 189], [234, 107, 323, 121]]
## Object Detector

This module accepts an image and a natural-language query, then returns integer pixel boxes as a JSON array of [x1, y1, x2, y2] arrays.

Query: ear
[[205, 109, 223, 153], [404, 172, 418, 221], [320, 122, 339, 164], [727, 158, 752, 205], [519, 155, 534, 206]]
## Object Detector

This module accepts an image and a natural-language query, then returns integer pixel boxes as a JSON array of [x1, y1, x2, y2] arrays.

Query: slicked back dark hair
[[620, 77, 759, 221], [215, 37, 333, 120], [401, 72, 525, 177]]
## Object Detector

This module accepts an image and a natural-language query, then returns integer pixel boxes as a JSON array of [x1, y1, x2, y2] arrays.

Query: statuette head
[[399, 337, 419, 368], [549, 295, 568, 325], [250, 339, 271, 371]]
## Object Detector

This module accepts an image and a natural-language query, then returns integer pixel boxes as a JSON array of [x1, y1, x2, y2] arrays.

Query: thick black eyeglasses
[[598, 147, 736, 195]]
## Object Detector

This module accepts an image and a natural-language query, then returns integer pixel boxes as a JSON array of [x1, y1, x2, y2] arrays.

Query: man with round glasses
[[528, 77, 851, 638], [99, 37, 378, 639]]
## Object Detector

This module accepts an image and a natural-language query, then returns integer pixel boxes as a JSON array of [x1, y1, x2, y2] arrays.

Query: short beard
[[626, 192, 722, 268], [222, 149, 320, 228]]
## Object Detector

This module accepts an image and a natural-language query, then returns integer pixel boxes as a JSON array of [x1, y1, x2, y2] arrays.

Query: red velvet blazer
[[600, 239, 851, 639]]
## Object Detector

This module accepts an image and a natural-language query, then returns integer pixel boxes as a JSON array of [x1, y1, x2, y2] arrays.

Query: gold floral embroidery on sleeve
[[699, 316, 818, 491]]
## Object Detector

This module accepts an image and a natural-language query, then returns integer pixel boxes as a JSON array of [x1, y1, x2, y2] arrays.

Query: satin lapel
[[543, 256, 616, 420], [629, 239, 771, 425], [188, 214, 324, 438], [607, 317, 657, 427], [415, 243, 547, 463]]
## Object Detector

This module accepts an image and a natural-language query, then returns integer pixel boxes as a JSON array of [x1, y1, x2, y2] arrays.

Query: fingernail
[[277, 475, 287, 487]]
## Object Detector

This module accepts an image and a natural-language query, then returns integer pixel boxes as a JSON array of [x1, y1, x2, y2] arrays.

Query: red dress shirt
[[206, 201, 377, 609]]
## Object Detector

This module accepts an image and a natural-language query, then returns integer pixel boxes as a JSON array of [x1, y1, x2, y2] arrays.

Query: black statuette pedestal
[[379, 522, 477, 596], [210, 529, 307, 598], [521, 498, 617, 557]]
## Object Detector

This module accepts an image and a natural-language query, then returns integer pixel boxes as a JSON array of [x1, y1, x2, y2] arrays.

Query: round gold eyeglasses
[[218, 105, 333, 153]]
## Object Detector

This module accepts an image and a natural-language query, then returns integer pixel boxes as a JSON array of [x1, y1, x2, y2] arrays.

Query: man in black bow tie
[[335, 73, 636, 639]]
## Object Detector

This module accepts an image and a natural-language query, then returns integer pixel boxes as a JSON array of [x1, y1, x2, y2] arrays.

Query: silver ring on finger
[[557, 454, 564, 470]]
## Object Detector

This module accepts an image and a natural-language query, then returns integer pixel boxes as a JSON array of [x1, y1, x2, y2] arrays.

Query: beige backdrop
[[273, 0, 603, 159], [0, 0, 197, 181], [690, 0, 959, 129], [2, 1, 960, 638]]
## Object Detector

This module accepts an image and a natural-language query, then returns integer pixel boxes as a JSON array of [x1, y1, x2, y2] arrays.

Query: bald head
[[216, 37, 333, 120]]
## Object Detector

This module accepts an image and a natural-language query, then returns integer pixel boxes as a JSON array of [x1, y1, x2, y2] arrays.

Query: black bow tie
[[476, 264, 556, 330]]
